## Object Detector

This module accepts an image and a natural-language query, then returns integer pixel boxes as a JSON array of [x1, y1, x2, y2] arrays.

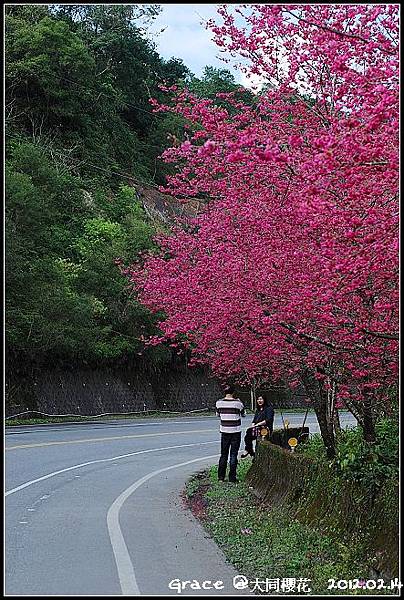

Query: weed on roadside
[[185, 459, 395, 595]]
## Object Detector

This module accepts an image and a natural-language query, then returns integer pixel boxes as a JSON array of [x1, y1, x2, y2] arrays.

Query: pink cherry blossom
[[129, 5, 398, 433]]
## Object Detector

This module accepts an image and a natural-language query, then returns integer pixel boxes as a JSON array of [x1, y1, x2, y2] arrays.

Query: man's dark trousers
[[218, 432, 241, 482]]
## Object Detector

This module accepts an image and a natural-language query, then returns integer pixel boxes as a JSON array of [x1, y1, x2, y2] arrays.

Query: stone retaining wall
[[246, 439, 399, 578], [5, 365, 221, 416]]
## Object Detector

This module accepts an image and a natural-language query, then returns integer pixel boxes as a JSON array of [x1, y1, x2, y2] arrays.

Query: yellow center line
[[5, 428, 217, 450]]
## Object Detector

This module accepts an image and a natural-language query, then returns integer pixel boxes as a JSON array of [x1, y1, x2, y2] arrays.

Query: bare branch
[[279, 322, 360, 352], [361, 328, 399, 341]]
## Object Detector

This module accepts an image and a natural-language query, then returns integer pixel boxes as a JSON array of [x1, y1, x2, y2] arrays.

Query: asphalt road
[[5, 412, 356, 596]]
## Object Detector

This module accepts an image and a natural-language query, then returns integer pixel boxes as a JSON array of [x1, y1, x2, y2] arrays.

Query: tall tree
[[132, 5, 399, 454]]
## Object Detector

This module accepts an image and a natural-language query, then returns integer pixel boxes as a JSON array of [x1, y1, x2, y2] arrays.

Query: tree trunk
[[300, 367, 336, 458], [343, 397, 363, 427], [333, 406, 342, 434], [250, 378, 256, 411], [330, 381, 341, 435], [362, 395, 376, 443], [315, 402, 336, 458]]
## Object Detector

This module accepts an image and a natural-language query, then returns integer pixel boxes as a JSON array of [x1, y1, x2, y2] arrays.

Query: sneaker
[[240, 452, 249, 459], [228, 479, 239, 484], [218, 478, 225, 482]]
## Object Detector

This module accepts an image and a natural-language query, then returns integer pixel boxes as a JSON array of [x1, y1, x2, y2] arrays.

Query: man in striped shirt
[[216, 385, 246, 483]]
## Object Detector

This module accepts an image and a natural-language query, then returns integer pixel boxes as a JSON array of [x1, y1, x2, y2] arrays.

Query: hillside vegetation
[[5, 4, 253, 378]]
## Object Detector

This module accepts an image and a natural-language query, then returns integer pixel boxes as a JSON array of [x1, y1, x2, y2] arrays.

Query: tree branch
[[361, 328, 399, 341], [284, 9, 396, 55], [279, 322, 359, 352]]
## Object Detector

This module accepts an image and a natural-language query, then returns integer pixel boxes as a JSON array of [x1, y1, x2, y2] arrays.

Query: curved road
[[5, 412, 356, 596]]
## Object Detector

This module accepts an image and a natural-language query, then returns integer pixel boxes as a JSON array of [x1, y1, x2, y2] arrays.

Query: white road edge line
[[6, 429, 217, 450], [107, 453, 220, 596], [5, 441, 217, 497]]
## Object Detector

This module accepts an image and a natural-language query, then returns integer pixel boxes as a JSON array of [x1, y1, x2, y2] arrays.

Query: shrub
[[333, 418, 398, 488]]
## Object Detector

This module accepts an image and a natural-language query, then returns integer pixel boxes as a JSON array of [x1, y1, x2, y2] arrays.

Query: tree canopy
[[131, 5, 399, 454]]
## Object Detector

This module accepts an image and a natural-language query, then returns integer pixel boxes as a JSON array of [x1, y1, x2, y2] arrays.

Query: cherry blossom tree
[[129, 5, 398, 456]]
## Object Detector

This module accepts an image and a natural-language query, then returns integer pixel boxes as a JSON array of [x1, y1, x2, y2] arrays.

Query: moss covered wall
[[246, 440, 399, 578]]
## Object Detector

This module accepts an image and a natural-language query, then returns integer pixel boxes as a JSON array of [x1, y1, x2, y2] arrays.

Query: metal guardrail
[[5, 407, 211, 420]]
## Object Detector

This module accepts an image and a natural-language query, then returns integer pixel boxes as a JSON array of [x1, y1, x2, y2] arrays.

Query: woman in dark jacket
[[241, 394, 274, 458]]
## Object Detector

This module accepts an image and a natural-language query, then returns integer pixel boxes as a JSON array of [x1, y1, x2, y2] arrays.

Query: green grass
[[186, 460, 395, 595]]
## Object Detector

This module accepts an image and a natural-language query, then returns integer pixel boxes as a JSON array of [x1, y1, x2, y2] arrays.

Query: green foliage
[[5, 5, 254, 376], [188, 67, 239, 97], [6, 4, 189, 186], [6, 143, 158, 365], [188, 66, 256, 111], [186, 464, 393, 595], [333, 419, 398, 488], [6, 13, 96, 135], [247, 433, 398, 579], [295, 431, 328, 460], [297, 418, 399, 493]]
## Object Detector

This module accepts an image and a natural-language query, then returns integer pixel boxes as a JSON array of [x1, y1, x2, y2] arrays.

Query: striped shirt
[[216, 398, 245, 433]]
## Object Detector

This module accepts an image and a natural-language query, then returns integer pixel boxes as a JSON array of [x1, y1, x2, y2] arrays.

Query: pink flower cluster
[[130, 5, 398, 407]]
